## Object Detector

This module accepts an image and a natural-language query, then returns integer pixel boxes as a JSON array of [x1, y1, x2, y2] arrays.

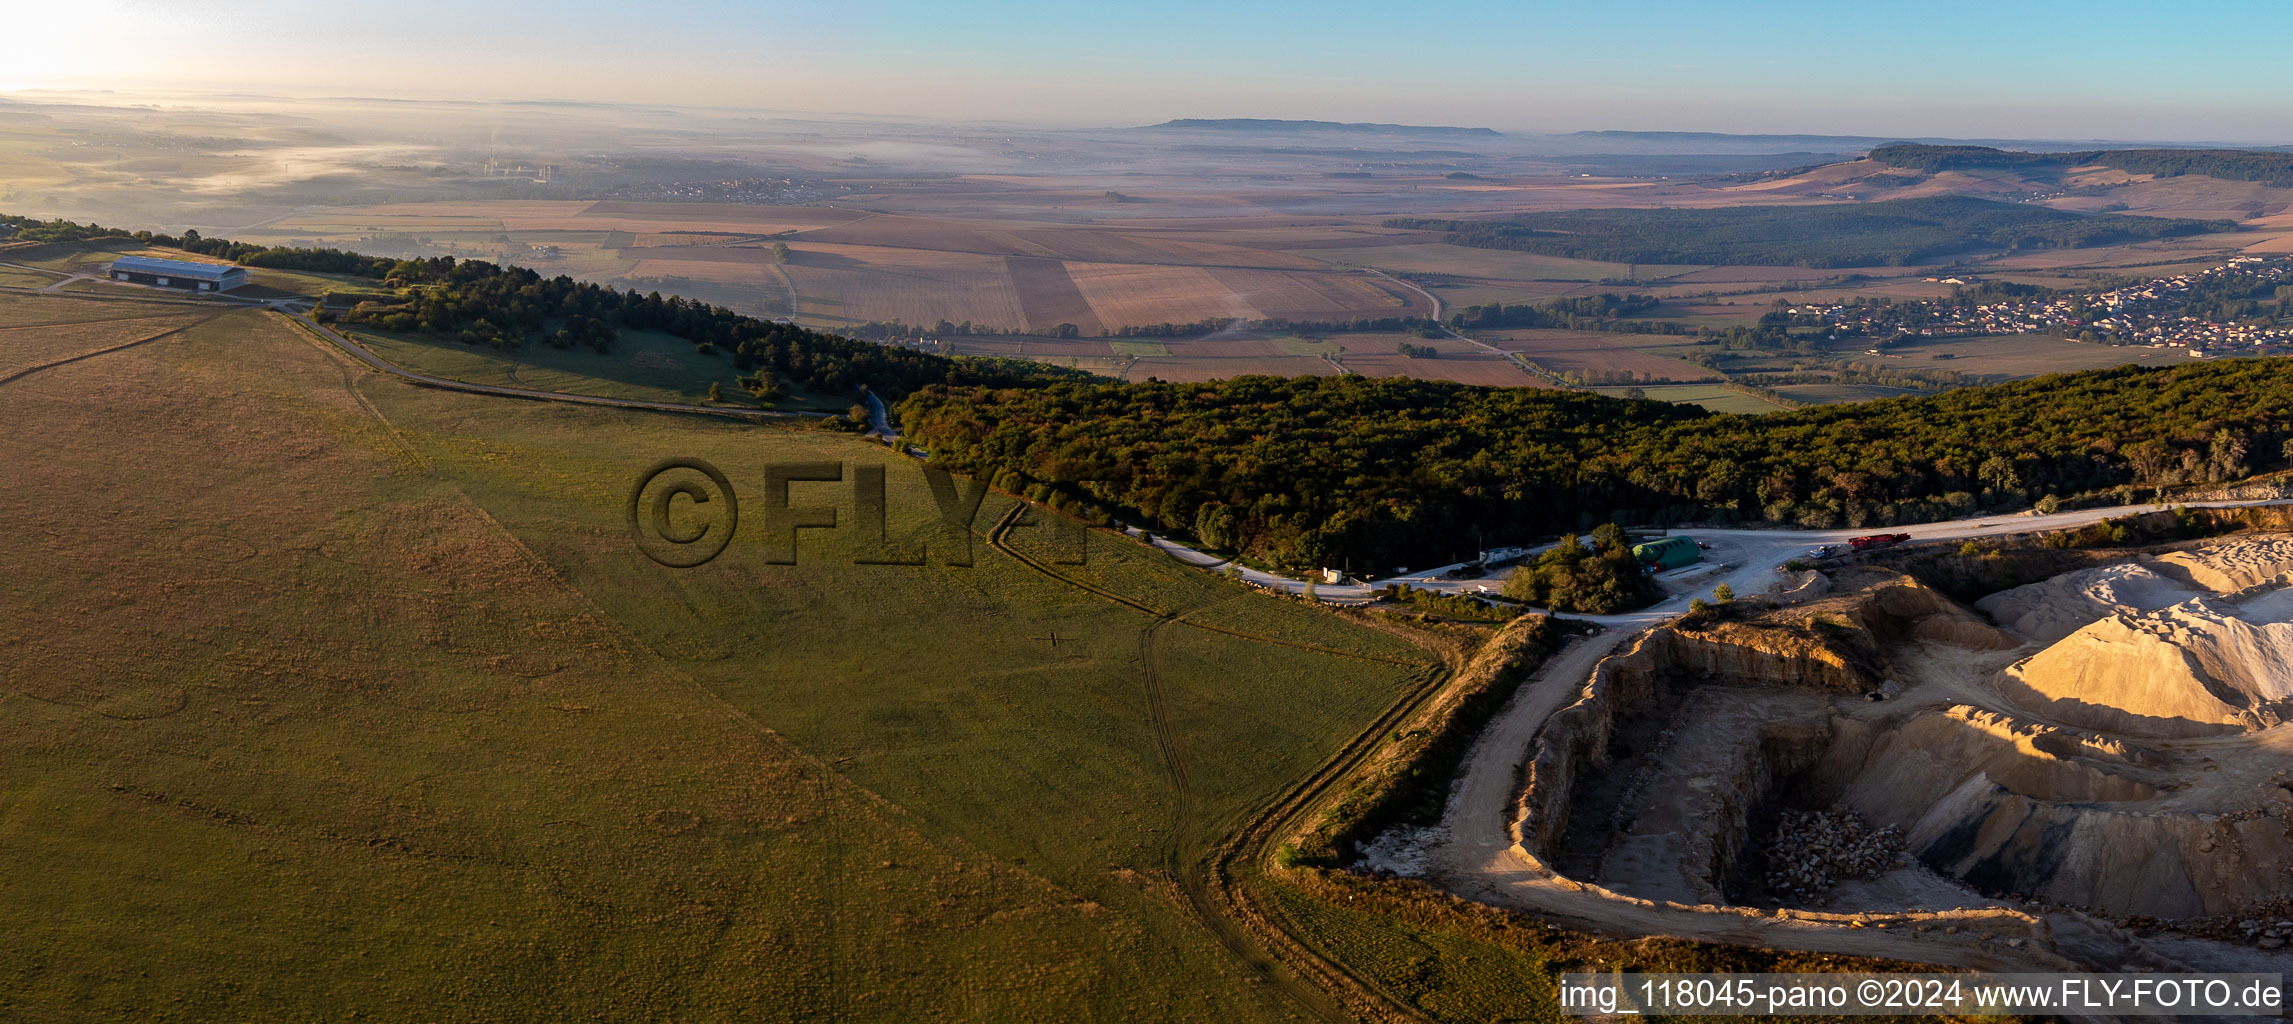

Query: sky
[[8, 0, 2292, 141]]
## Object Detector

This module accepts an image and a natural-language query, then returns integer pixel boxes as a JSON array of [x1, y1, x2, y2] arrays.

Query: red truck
[[1848, 533, 1912, 550]]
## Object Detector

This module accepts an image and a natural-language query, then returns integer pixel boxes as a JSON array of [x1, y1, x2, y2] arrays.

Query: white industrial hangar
[[106, 255, 250, 293]]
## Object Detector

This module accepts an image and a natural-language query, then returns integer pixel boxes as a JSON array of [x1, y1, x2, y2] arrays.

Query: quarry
[[1436, 530, 2293, 973]]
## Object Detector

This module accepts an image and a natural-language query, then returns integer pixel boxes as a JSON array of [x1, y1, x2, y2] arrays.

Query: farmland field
[[1324, 333, 1542, 386], [0, 264, 64, 288], [1067, 263, 1253, 325], [1590, 382, 1787, 414], [1843, 333, 2195, 380], [0, 293, 190, 325], [0, 293, 1432, 1021], [1123, 345, 1338, 382], [1303, 242, 1704, 283], [0, 310, 217, 381], [1483, 328, 1722, 383], [1768, 382, 1933, 404], [237, 201, 1436, 334], [773, 244, 1026, 328], [337, 323, 852, 411]]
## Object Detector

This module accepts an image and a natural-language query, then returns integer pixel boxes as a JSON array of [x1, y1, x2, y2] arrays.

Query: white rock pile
[[1764, 807, 1905, 904]]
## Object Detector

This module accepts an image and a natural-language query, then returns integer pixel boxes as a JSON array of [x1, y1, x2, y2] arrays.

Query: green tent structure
[[1631, 536, 1701, 571]]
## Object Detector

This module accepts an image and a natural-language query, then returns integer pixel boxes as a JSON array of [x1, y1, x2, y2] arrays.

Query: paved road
[[287, 313, 800, 422], [863, 390, 895, 438], [1360, 268, 1446, 324], [1135, 496, 2293, 624]]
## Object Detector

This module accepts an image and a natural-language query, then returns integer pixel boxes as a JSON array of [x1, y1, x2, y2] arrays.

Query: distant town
[[595, 176, 855, 205], [1791, 254, 2293, 353]]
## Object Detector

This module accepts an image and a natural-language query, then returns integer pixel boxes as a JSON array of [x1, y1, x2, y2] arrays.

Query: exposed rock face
[[1518, 542, 2293, 924], [1652, 570, 2012, 692], [1519, 572, 1995, 897]]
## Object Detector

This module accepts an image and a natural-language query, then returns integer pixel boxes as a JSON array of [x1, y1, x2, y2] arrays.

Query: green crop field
[[0, 295, 1433, 1021]]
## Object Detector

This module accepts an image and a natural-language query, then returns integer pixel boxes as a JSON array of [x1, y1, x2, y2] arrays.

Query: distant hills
[[1143, 118, 1500, 138], [1387, 196, 2229, 268], [1870, 143, 2293, 187]]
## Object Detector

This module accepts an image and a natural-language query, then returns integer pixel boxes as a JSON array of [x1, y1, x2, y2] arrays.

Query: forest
[[1869, 144, 2293, 187], [1386, 197, 2228, 268], [897, 359, 2293, 570]]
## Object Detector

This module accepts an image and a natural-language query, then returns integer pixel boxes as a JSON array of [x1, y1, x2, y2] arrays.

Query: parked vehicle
[[1847, 533, 1912, 550]]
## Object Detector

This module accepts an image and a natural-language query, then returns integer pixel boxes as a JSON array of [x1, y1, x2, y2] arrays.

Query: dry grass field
[[1588, 383, 1786, 414], [1483, 329, 1723, 383], [1321, 333, 1543, 387], [1302, 242, 1697, 283], [0, 293, 186, 324], [1768, 382, 1932, 404], [777, 244, 1028, 328], [1067, 263, 1254, 325], [1845, 333, 2196, 380], [1123, 333, 1339, 381], [0, 310, 217, 382], [0, 292, 1430, 1020], [1211, 267, 1417, 321]]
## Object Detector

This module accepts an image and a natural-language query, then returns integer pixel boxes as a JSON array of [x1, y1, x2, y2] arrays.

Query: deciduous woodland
[[898, 362, 2293, 568]]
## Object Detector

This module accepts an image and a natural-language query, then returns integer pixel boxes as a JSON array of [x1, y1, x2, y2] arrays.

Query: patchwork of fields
[[237, 200, 1429, 335]]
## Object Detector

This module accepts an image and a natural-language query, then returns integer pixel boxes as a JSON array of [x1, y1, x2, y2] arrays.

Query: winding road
[[1138, 495, 2293, 627]]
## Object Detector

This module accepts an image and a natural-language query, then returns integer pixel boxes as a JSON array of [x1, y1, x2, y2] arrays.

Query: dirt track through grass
[[0, 312, 219, 386], [0, 292, 1427, 1021]]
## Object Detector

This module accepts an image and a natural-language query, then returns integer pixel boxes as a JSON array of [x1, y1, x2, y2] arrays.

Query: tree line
[[897, 359, 2293, 570]]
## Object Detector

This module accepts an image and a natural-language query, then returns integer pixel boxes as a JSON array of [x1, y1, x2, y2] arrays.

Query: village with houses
[[1791, 253, 2293, 354]]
